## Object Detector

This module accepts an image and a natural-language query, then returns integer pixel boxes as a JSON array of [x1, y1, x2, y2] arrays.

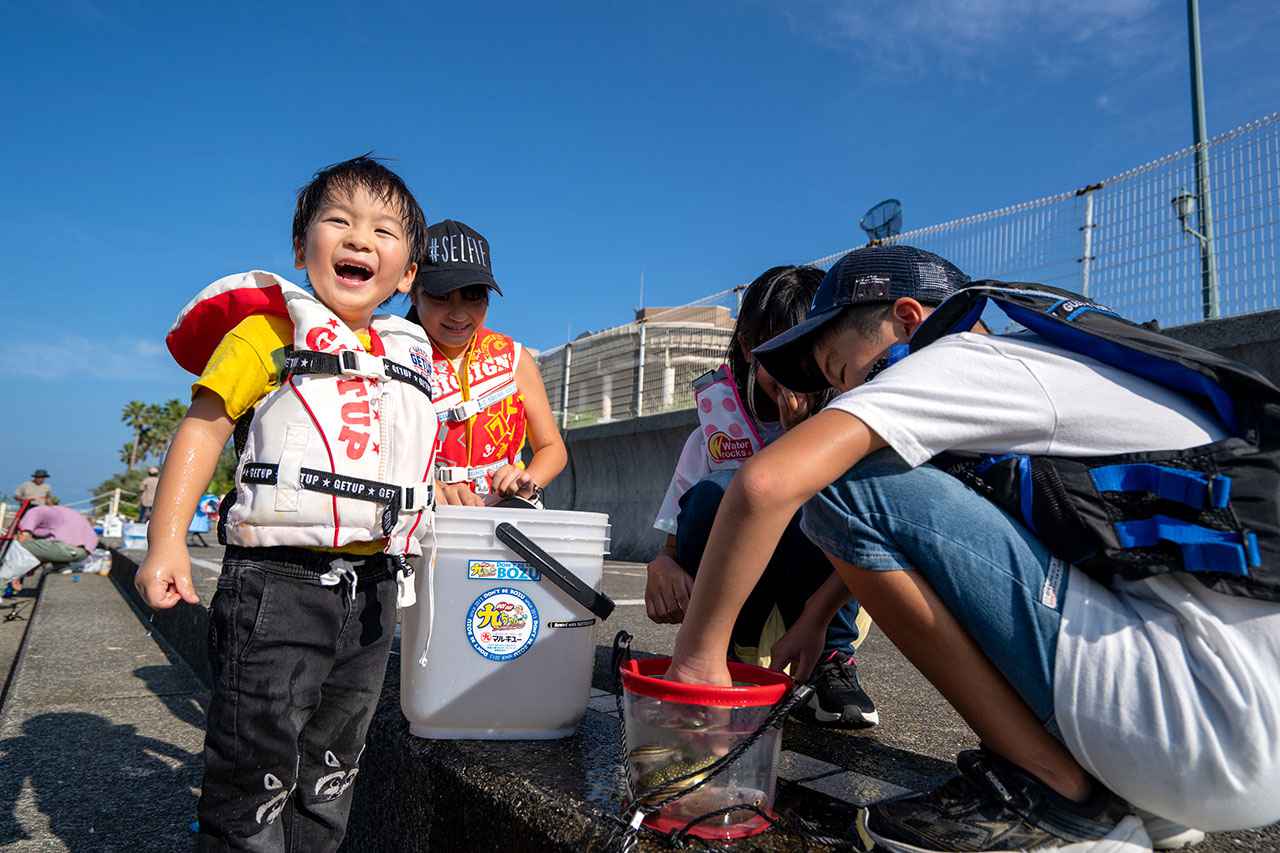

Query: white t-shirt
[[827, 331, 1280, 830], [654, 422, 783, 536], [654, 429, 711, 536]]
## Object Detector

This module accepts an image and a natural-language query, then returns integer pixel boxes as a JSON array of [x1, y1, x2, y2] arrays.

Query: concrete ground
[[167, 545, 1278, 852], [1, 586, 39, 708], [0, 571, 206, 852]]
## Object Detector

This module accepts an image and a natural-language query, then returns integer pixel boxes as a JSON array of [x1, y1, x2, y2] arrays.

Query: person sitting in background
[[17, 504, 98, 570], [14, 469, 53, 507], [137, 467, 160, 522]]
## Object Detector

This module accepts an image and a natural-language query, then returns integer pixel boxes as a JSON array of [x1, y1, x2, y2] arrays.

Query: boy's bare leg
[[829, 556, 1092, 803]]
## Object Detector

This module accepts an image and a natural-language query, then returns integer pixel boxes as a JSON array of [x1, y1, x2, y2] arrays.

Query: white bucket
[[400, 505, 611, 740]]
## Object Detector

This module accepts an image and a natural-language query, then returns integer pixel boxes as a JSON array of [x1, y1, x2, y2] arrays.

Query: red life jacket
[[430, 328, 527, 495]]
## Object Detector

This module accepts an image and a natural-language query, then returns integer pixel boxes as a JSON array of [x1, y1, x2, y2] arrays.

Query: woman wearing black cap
[[409, 220, 566, 506]]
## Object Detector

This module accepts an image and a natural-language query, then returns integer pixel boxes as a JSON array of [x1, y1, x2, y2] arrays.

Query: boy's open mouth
[[334, 261, 374, 284]]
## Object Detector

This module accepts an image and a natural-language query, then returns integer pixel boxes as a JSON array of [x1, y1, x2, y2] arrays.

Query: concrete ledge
[[544, 409, 698, 562], [1165, 308, 1280, 386], [110, 549, 213, 686], [106, 551, 935, 852]]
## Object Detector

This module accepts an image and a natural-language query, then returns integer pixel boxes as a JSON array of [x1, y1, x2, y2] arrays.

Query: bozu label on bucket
[[467, 559, 540, 582], [465, 588, 540, 662]]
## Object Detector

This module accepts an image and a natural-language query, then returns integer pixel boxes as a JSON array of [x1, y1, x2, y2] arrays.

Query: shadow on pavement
[[0, 711, 200, 852]]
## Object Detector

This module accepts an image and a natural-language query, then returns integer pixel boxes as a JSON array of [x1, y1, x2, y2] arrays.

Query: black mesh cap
[[415, 219, 503, 297], [752, 245, 970, 392]]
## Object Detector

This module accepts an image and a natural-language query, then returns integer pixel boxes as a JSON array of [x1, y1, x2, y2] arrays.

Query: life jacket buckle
[[400, 483, 432, 513], [436, 465, 470, 484], [445, 399, 482, 422], [339, 349, 385, 380]]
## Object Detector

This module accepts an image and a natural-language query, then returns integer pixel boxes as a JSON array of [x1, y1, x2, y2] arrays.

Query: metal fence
[[539, 111, 1280, 428]]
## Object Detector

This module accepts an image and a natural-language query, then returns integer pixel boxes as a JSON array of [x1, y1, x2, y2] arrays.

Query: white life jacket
[[430, 329, 524, 495], [692, 365, 768, 472], [167, 271, 440, 607]]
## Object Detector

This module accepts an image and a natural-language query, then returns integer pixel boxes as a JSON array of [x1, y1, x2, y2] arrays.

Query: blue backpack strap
[[1090, 463, 1232, 510], [865, 343, 913, 383], [916, 281, 1246, 434], [1113, 515, 1261, 577], [910, 286, 990, 352]]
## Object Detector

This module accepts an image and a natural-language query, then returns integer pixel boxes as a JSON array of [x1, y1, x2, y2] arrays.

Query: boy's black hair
[[728, 265, 830, 423], [816, 296, 985, 354], [292, 154, 428, 268]]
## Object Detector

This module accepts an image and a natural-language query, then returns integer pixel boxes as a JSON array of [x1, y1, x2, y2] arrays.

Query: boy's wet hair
[[728, 265, 830, 423], [292, 154, 428, 268]]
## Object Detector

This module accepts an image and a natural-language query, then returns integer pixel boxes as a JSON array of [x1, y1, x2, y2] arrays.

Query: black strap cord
[[281, 349, 433, 399]]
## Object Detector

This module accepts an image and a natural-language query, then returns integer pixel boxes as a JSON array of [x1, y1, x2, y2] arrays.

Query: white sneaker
[[1134, 809, 1205, 850]]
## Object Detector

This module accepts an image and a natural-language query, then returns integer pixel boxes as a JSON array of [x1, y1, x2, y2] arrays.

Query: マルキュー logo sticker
[[466, 587, 539, 661], [467, 559, 541, 582], [707, 430, 753, 464]]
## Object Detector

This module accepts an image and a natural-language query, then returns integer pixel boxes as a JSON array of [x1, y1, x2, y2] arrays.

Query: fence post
[[110, 489, 121, 518], [559, 344, 573, 430], [634, 322, 647, 418], [1187, 0, 1220, 319], [0, 502, 7, 531], [1077, 183, 1101, 296]]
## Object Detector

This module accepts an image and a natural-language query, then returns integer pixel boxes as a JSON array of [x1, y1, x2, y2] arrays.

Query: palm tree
[[121, 401, 148, 471], [142, 399, 187, 463]]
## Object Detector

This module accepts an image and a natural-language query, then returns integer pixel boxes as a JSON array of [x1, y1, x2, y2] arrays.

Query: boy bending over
[[667, 245, 1280, 853]]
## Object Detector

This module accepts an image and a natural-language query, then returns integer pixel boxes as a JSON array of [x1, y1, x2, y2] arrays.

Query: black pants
[[198, 546, 396, 853], [675, 477, 862, 653]]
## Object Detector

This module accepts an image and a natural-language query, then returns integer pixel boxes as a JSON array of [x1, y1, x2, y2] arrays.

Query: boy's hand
[[665, 650, 732, 687], [435, 480, 485, 507], [769, 612, 827, 681], [134, 548, 199, 609], [645, 552, 693, 624]]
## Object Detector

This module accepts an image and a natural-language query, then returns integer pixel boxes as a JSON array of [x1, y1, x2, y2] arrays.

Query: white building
[[537, 305, 735, 428]]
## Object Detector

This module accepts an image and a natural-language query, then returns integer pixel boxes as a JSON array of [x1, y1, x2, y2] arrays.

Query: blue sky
[[2, 0, 1278, 506]]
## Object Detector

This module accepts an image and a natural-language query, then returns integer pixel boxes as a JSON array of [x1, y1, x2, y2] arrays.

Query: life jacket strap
[[282, 349, 434, 400], [435, 460, 508, 486], [241, 463, 432, 514], [437, 380, 519, 423]]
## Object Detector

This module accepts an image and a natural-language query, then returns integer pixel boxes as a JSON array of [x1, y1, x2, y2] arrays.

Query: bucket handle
[[494, 522, 615, 621]]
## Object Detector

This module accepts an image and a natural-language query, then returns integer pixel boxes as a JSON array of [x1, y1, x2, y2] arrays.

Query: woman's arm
[[512, 350, 567, 490], [667, 408, 886, 685]]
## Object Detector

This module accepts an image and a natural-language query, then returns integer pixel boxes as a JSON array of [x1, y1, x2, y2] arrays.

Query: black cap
[[32, 469, 49, 478], [415, 220, 503, 297], [753, 245, 969, 392]]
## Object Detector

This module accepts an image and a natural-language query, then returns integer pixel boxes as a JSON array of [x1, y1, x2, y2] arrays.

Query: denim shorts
[[800, 450, 1069, 722]]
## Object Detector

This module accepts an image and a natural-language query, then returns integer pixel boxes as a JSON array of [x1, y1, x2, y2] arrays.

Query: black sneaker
[[854, 749, 1152, 852], [799, 651, 879, 728]]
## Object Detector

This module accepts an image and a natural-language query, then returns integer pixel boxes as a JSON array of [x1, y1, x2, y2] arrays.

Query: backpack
[[911, 281, 1280, 602]]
